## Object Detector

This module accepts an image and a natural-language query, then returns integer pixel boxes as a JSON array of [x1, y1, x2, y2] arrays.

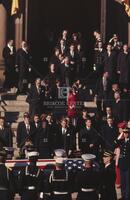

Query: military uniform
[[18, 151, 42, 200], [0, 150, 15, 200], [76, 154, 99, 200], [100, 150, 117, 200], [49, 157, 72, 200], [115, 129, 130, 200]]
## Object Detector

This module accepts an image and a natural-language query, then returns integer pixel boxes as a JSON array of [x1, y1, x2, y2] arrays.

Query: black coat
[[16, 48, 32, 79], [117, 51, 130, 84], [35, 126, 53, 158], [103, 51, 117, 82], [16, 121, 34, 148], [0, 127, 13, 149], [95, 77, 111, 100], [26, 84, 45, 117], [101, 123, 118, 151], [2, 46, 16, 71], [79, 127, 99, 155]]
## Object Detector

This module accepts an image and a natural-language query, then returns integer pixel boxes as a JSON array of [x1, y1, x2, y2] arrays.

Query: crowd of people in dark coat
[[0, 29, 130, 200]]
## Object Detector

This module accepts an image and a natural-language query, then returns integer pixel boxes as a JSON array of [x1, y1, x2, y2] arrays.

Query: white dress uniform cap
[[81, 154, 96, 161], [54, 149, 66, 157], [27, 151, 39, 158]]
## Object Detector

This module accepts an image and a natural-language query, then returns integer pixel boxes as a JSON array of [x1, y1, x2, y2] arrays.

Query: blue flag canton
[[65, 159, 84, 171]]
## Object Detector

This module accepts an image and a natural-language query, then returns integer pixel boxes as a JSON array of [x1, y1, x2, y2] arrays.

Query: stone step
[[1, 100, 28, 106], [0, 106, 28, 112], [17, 95, 27, 101]]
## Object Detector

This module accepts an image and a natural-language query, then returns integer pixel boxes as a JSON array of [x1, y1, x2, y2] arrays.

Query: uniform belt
[[0, 187, 8, 190], [53, 191, 68, 195], [26, 186, 36, 190], [81, 188, 95, 192]]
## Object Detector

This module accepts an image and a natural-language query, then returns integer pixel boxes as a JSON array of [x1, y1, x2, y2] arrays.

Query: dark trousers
[[0, 191, 10, 200], [77, 191, 98, 200], [120, 170, 130, 199], [21, 190, 39, 200]]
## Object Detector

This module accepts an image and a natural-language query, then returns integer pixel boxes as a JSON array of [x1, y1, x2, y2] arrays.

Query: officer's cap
[[81, 154, 96, 161], [103, 150, 114, 157], [54, 149, 66, 158], [27, 151, 39, 158]]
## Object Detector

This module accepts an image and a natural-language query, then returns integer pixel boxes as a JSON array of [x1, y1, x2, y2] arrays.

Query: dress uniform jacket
[[100, 162, 117, 200], [49, 168, 72, 200], [18, 164, 42, 200], [0, 163, 15, 200], [76, 168, 99, 200]]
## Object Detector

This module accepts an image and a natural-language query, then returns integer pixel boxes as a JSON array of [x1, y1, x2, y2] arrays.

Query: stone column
[[128, 22, 130, 47], [15, 14, 23, 50], [0, 4, 7, 86], [100, 0, 107, 43]]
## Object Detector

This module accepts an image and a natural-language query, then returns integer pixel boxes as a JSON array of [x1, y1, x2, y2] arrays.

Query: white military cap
[[54, 149, 66, 157], [81, 154, 96, 161], [27, 151, 39, 158]]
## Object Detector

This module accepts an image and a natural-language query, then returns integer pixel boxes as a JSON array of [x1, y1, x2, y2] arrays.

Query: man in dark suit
[[0, 117, 13, 150], [103, 44, 117, 84], [59, 56, 71, 86], [16, 112, 34, 156], [79, 118, 99, 156], [101, 117, 118, 151], [66, 44, 78, 81], [15, 41, 32, 94], [117, 44, 130, 90], [2, 39, 16, 90], [95, 72, 111, 116], [26, 78, 45, 118], [55, 118, 74, 157]]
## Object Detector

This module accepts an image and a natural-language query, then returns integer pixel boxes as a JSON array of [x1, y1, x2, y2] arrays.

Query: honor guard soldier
[[0, 150, 15, 200], [100, 150, 117, 200], [115, 129, 130, 200], [49, 151, 73, 200], [75, 154, 99, 200], [19, 151, 42, 200]]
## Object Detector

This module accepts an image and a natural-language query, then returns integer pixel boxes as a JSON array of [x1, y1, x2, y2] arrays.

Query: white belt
[[26, 186, 36, 190], [53, 191, 68, 195], [81, 188, 95, 192]]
